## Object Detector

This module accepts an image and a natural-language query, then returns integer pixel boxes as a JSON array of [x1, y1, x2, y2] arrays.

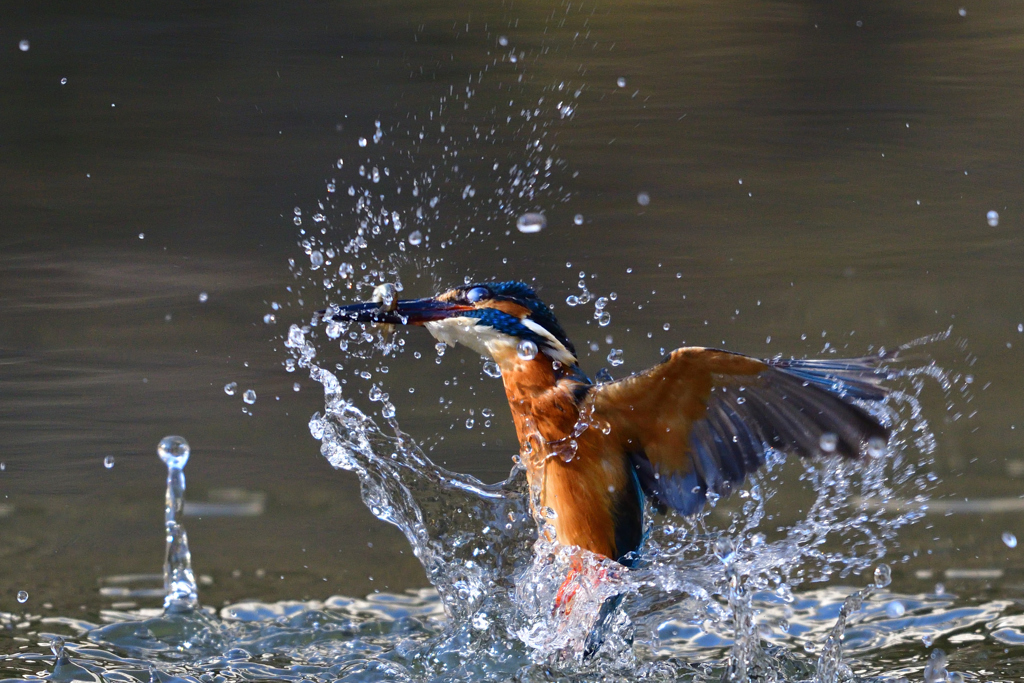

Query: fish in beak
[[320, 284, 475, 328]]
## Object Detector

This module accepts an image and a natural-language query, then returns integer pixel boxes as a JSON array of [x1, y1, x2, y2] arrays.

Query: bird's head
[[326, 281, 579, 370]]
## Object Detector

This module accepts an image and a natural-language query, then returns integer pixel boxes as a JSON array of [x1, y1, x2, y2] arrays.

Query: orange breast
[[498, 357, 626, 559]]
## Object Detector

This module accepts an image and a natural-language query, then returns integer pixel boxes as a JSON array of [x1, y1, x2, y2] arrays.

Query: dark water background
[[1, 0, 1022, 654]]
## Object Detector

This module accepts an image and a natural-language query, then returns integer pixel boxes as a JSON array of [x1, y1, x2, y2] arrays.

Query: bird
[[322, 280, 891, 649]]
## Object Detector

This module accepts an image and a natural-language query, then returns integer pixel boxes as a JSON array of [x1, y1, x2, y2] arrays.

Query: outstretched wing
[[587, 348, 890, 516]]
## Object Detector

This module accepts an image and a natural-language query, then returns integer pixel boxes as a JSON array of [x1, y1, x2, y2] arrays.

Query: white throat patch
[[424, 316, 576, 366]]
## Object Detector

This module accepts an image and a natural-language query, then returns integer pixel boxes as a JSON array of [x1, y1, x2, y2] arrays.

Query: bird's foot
[[552, 556, 609, 616]]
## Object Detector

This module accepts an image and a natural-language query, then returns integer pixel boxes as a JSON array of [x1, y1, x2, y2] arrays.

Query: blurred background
[[0, 0, 1021, 619]]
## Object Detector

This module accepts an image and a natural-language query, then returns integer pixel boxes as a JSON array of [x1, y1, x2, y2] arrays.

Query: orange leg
[[553, 556, 611, 616], [554, 556, 584, 614]]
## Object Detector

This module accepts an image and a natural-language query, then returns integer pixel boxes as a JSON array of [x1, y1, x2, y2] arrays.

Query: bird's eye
[[465, 286, 490, 303]]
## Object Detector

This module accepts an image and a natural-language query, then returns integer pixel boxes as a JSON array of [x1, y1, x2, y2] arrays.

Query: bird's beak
[[324, 297, 474, 326]]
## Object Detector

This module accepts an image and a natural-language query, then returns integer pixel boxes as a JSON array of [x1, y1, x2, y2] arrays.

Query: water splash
[[308, 363, 536, 624], [292, 326, 949, 676], [814, 565, 890, 683], [280, 319, 974, 679], [0, 388, 992, 678], [158, 435, 198, 614]]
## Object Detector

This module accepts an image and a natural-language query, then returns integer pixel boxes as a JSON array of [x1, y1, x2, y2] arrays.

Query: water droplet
[[293, 382, 301, 392], [517, 339, 538, 360], [198, 292, 208, 303], [987, 210, 999, 227], [573, 213, 584, 225], [607, 348, 624, 366], [819, 432, 838, 453], [243, 389, 257, 405], [616, 77, 627, 87], [50, 636, 65, 661], [874, 564, 892, 588], [286, 325, 306, 348], [465, 418, 475, 429], [637, 191, 650, 206], [358, 137, 367, 147], [471, 611, 490, 630], [104, 455, 115, 469], [498, 35, 509, 46], [713, 536, 735, 563], [923, 649, 948, 683], [310, 251, 324, 269], [408, 230, 423, 246], [1002, 531, 1017, 548], [381, 402, 396, 419], [516, 212, 546, 233], [60, 77, 67, 85], [598, 312, 611, 326], [18, 40, 29, 52], [224, 382, 238, 396], [861, 437, 886, 460], [483, 361, 501, 378], [885, 600, 906, 618], [138, 232, 145, 239], [263, 313, 276, 324], [958, 7, 967, 15], [663, 323, 670, 331], [16, 590, 28, 603], [158, 436, 190, 468], [338, 262, 354, 278]]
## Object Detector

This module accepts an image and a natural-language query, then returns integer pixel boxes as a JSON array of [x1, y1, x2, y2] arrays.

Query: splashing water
[[158, 435, 199, 613], [0, 333, 990, 683], [277, 322, 953, 678]]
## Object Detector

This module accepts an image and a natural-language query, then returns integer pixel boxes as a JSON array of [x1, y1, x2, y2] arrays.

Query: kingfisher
[[323, 280, 890, 646]]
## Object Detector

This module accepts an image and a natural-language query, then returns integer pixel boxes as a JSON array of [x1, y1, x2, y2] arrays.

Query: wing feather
[[587, 347, 890, 515]]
